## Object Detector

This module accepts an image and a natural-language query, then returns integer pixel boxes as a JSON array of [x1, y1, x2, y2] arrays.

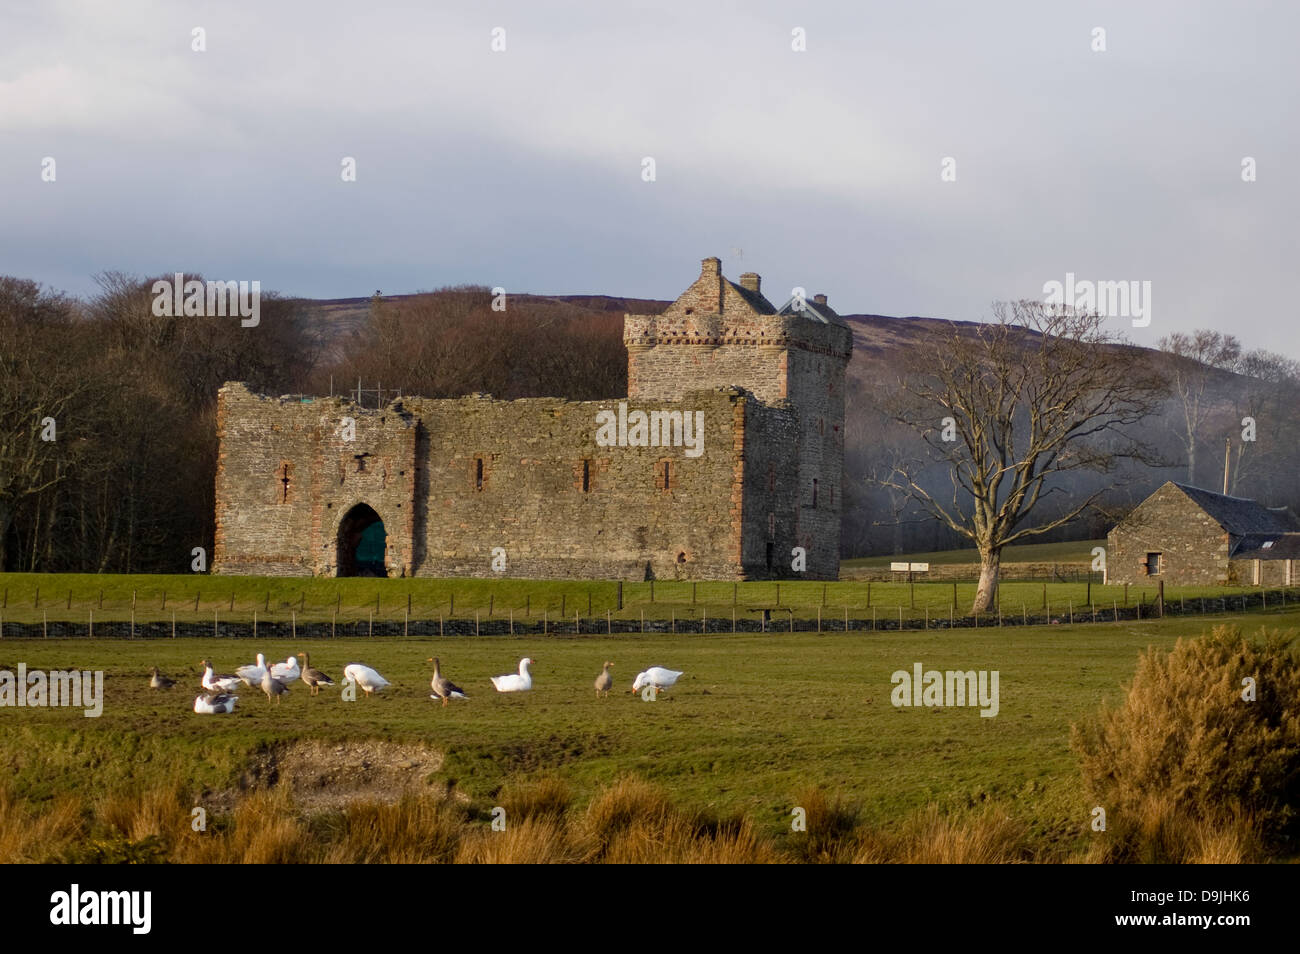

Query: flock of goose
[[147, 653, 684, 714]]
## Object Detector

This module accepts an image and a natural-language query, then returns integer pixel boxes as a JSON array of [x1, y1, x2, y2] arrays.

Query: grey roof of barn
[[1172, 482, 1295, 536], [1231, 533, 1300, 560]]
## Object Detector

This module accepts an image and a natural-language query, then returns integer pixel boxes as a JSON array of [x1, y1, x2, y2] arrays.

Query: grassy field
[[842, 538, 1105, 568], [2, 602, 1297, 860], [0, 570, 1277, 629]]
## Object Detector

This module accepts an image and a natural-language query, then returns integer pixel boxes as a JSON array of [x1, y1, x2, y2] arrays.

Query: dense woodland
[[2, 272, 1298, 573]]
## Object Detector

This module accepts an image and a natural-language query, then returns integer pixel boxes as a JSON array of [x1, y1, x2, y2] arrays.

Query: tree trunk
[[972, 547, 1001, 614]]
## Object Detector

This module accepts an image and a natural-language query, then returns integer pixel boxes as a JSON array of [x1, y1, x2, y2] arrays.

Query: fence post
[[293, 611, 297, 639], [733, 606, 737, 634], [88, 609, 91, 638], [510, 611, 514, 636], [618, 581, 624, 611], [254, 610, 258, 639], [867, 582, 872, 607], [369, 611, 373, 637], [172, 611, 175, 638], [607, 609, 611, 635], [44, 610, 47, 638], [1158, 580, 1165, 617], [475, 612, 479, 637]]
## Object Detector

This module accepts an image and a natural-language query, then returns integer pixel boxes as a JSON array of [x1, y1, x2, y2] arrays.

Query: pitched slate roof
[[1173, 482, 1292, 536], [726, 279, 778, 315], [775, 296, 847, 326], [1230, 533, 1300, 560]]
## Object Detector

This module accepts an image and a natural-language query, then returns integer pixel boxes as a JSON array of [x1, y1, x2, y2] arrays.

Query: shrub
[[1071, 626, 1300, 845]]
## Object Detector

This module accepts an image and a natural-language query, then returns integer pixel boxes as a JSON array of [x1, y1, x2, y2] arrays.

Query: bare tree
[[1224, 348, 1300, 496], [1158, 330, 1241, 485], [882, 301, 1168, 613]]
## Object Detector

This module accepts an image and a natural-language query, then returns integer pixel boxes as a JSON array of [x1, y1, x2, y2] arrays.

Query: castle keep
[[214, 257, 852, 580]]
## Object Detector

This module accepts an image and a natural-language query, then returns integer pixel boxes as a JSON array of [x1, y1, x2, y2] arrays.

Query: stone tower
[[623, 257, 853, 577]]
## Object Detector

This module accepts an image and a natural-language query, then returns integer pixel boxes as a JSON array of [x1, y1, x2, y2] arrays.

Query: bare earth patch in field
[[212, 740, 449, 812]]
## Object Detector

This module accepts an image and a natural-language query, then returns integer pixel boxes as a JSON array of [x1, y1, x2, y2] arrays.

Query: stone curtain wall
[[399, 389, 746, 580], [1106, 483, 1231, 585], [214, 384, 418, 577], [216, 383, 755, 580]]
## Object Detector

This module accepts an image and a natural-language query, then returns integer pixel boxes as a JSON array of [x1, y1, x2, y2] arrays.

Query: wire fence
[[1, 585, 1293, 639]]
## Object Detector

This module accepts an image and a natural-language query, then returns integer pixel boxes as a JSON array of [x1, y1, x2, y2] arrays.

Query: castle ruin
[[213, 257, 852, 580]]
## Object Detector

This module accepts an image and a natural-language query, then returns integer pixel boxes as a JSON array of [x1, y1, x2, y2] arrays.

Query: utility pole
[[1223, 436, 1231, 494]]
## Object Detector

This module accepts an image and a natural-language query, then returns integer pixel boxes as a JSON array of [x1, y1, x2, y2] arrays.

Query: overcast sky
[[2, 0, 1296, 354]]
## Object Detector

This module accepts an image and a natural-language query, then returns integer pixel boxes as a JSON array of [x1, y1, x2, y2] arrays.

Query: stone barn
[[213, 257, 853, 581], [1106, 481, 1300, 586]]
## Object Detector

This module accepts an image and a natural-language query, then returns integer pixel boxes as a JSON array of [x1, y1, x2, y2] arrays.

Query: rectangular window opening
[[582, 459, 591, 493], [475, 457, 484, 491], [1145, 552, 1162, 576], [812, 478, 818, 509]]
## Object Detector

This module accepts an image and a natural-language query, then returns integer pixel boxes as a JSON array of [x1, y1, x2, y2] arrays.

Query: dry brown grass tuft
[[456, 816, 579, 863], [788, 785, 860, 862], [0, 786, 84, 862], [498, 775, 571, 823], [323, 794, 470, 863]]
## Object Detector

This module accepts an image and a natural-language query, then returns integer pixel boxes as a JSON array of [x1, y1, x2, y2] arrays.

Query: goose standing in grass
[[428, 657, 467, 706], [236, 653, 268, 687], [632, 667, 684, 693], [344, 663, 390, 698], [594, 661, 614, 698], [490, 657, 534, 694], [270, 656, 301, 684], [200, 660, 242, 693], [297, 652, 336, 696], [149, 667, 176, 690], [194, 691, 238, 714], [261, 665, 290, 704]]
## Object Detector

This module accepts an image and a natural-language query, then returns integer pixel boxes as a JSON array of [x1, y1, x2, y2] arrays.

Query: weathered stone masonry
[[214, 257, 852, 580]]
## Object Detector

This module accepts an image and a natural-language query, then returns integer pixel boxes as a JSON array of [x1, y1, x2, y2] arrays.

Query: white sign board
[[890, 562, 930, 572]]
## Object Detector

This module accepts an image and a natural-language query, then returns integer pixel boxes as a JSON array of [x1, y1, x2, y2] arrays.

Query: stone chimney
[[739, 272, 761, 294], [813, 293, 827, 307], [702, 257, 721, 277]]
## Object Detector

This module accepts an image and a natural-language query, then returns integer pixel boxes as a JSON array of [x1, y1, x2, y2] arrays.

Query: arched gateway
[[337, 503, 387, 577]]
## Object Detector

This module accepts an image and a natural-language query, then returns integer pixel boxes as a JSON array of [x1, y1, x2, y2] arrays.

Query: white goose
[[490, 657, 534, 693], [236, 653, 268, 687], [344, 663, 390, 697], [194, 692, 238, 714], [271, 656, 301, 684], [632, 667, 684, 692], [200, 660, 242, 694]]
